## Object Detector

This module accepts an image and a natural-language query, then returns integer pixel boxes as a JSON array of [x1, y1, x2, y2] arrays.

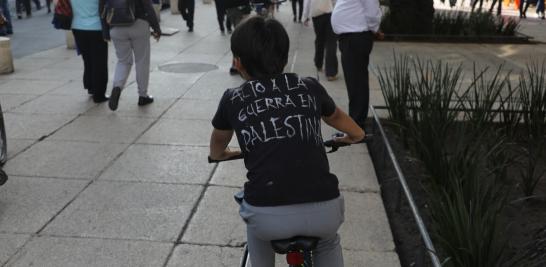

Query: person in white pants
[[100, 0, 161, 111]]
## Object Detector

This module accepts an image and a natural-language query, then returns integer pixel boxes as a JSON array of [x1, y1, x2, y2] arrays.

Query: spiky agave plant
[[406, 58, 464, 187], [377, 52, 412, 146], [518, 61, 546, 197], [428, 126, 511, 267]]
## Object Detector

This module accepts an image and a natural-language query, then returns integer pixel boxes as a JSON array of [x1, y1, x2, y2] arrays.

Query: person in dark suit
[[178, 0, 195, 32]]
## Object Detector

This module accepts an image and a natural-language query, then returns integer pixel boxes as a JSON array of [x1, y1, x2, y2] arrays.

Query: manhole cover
[[159, 62, 218, 73]]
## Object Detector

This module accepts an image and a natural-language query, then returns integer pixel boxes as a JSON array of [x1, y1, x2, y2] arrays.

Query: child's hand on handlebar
[[209, 149, 242, 162], [333, 132, 366, 144]]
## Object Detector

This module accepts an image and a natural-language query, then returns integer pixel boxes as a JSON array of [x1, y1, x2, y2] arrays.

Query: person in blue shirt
[[71, 0, 109, 103], [0, 0, 13, 35]]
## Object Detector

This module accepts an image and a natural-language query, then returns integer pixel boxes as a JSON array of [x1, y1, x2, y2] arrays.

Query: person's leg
[[23, 0, 31, 16], [178, 0, 187, 21], [32, 0, 40, 10], [312, 15, 326, 71], [46, 0, 51, 12], [130, 19, 152, 98], [339, 32, 373, 128], [214, 0, 225, 31], [187, 0, 194, 30], [15, 0, 22, 18], [90, 30, 108, 101], [72, 29, 93, 93], [239, 197, 345, 267], [519, 0, 525, 17], [324, 14, 338, 78], [291, 0, 296, 21], [297, 0, 303, 21], [110, 26, 134, 91]]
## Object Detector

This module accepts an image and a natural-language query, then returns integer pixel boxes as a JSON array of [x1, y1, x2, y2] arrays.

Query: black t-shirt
[[212, 73, 340, 206]]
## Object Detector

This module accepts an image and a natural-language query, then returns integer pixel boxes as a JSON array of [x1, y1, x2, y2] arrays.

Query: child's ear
[[233, 57, 243, 72]]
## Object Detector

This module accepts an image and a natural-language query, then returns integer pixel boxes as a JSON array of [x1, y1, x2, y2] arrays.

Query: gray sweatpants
[[239, 196, 345, 267], [110, 19, 151, 97]]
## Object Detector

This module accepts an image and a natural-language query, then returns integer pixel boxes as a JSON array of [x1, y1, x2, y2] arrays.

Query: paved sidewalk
[[0, 3, 399, 267], [2, 1, 545, 266]]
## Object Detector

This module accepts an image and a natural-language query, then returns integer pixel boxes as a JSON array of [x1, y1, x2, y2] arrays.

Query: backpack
[[103, 0, 137, 26], [51, 0, 72, 30]]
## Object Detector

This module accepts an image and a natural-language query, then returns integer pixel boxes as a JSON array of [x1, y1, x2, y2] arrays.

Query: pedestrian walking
[[537, 0, 545, 19], [519, 0, 533, 18], [303, 0, 338, 80], [178, 0, 194, 32], [225, 0, 250, 74], [214, 0, 232, 33], [71, 0, 109, 103], [0, 0, 13, 35], [16, 0, 31, 19], [331, 0, 382, 128], [101, 0, 161, 110], [290, 0, 302, 22]]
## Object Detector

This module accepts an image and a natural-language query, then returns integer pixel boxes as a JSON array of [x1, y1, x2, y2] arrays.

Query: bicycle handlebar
[[208, 134, 372, 162], [208, 153, 245, 163]]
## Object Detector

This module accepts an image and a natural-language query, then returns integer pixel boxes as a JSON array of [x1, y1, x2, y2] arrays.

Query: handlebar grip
[[208, 153, 244, 163]]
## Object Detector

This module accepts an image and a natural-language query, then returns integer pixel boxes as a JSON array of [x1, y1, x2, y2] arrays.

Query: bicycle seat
[[271, 236, 320, 254]]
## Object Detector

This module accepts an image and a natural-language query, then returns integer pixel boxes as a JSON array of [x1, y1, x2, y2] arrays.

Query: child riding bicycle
[[209, 16, 365, 267]]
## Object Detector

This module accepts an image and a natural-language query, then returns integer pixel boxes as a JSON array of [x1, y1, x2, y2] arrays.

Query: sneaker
[[327, 75, 338, 81], [109, 86, 122, 111], [229, 67, 238, 75], [138, 95, 154, 106]]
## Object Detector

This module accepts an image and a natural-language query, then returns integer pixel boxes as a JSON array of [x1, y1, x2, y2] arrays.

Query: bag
[[0, 7, 7, 27], [103, 0, 136, 26], [52, 0, 72, 30], [311, 0, 333, 17]]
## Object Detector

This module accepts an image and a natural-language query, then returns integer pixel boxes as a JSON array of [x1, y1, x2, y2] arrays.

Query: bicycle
[[208, 133, 370, 267]]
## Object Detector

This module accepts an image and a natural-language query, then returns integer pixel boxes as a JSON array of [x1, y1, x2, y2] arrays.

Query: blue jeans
[[0, 0, 13, 34], [537, 0, 545, 14]]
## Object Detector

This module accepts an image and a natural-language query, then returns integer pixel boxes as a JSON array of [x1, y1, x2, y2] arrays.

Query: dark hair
[[231, 16, 290, 79]]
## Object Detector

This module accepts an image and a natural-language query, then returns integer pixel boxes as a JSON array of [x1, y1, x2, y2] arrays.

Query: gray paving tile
[[47, 80, 94, 96], [99, 145, 215, 184], [43, 181, 202, 242], [0, 177, 87, 233], [147, 71, 202, 96], [0, 234, 30, 265], [6, 139, 34, 160], [0, 80, 66, 95], [181, 186, 245, 246], [0, 94, 36, 111], [49, 116, 155, 143], [85, 96, 176, 118], [10, 95, 96, 115], [163, 98, 219, 120], [344, 250, 401, 267], [5, 141, 127, 179], [182, 70, 244, 100], [137, 119, 212, 146], [3, 113, 75, 140], [339, 192, 395, 252], [209, 159, 247, 187], [165, 244, 242, 267], [329, 150, 380, 193], [7, 236, 172, 267]]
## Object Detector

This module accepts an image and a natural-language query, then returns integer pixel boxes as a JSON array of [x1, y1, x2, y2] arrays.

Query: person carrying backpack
[[100, 0, 161, 110], [209, 16, 366, 267]]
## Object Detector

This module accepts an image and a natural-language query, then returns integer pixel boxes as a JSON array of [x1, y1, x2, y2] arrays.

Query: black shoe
[[109, 87, 121, 111], [229, 67, 238, 75], [188, 27, 193, 32], [227, 28, 232, 34], [93, 95, 109, 103], [17, 15, 22, 19], [293, 16, 296, 22], [138, 95, 154, 106]]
